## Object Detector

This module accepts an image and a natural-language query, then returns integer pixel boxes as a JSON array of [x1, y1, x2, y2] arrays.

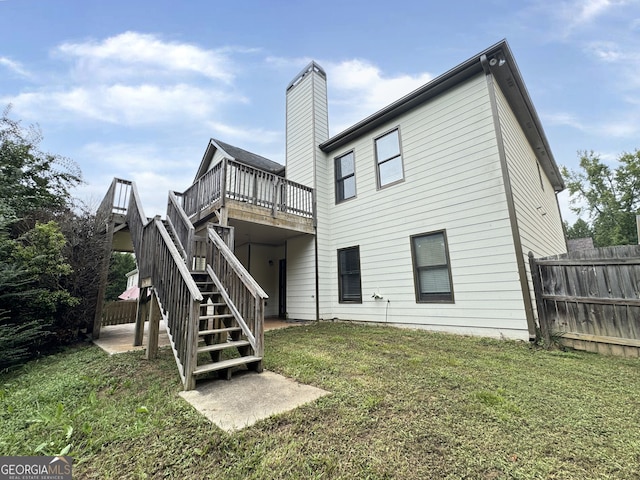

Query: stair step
[[199, 326, 242, 336], [199, 291, 219, 296], [200, 302, 226, 308], [199, 313, 234, 320], [193, 355, 262, 375], [197, 340, 251, 353]]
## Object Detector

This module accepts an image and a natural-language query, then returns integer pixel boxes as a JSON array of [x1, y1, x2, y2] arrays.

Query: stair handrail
[[166, 190, 195, 264], [148, 218, 202, 389], [124, 180, 202, 389], [206, 226, 267, 356], [154, 218, 203, 301]]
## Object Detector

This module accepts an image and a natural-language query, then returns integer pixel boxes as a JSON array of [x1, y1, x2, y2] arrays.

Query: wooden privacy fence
[[529, 245, 640, 356], [102, 300, 163, 326], [102, 300, 137, 326]]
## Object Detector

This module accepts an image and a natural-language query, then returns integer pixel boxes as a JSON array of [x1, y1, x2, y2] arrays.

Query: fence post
[[529, 252, 552, 347]]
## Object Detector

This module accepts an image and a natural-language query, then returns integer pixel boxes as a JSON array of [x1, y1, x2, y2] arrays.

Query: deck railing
[[181, 158, 314, 219], [96, 178, 132, 223], [147, 218, 203, 389], [206, 226, 267, 357]]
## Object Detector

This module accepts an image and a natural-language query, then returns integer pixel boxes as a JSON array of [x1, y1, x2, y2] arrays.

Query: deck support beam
[[145, 291, 160, 359], [134, 286, 150, 346]]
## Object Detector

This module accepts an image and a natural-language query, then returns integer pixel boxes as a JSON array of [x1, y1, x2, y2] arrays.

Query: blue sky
[[1, 0, 639, 223]]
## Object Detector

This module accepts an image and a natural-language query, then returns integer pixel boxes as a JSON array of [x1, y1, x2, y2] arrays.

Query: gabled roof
[[193, 138, 285, 183], [319, 39, 564, 192]]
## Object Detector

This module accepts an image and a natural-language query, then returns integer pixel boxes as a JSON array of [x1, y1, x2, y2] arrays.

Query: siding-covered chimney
[[285, 62, 328, 188]]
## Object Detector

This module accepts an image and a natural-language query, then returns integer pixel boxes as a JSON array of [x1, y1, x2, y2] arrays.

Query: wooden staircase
[[96, 178, 267, 390], [192, 272, 262, 379]]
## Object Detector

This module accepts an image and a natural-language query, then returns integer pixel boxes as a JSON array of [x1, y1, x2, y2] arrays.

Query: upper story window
[[411, 230, 454, 303], [335, 151, 356, 202], [375, 128, 404, 188]]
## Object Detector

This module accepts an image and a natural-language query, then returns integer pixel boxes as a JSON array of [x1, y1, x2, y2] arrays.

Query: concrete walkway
[[180, 370, 329, 432], [93, 319, 327, 431]]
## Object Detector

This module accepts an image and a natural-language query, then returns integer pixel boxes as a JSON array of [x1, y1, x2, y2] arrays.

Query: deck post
[[221, 158, 228, 208], [183, 300, 200, 390], [134, 286, 150, 346], [145, 290, 160, 359], [92, 218, 115, 339]]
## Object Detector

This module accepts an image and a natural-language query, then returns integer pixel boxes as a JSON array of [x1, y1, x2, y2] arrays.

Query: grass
[[2, 322, 640, 479]]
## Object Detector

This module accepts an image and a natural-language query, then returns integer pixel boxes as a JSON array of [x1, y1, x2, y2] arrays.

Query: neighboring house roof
[[319, 39, 565, 192], [193, 138, 285, 183], [118, 285, 139, 300]]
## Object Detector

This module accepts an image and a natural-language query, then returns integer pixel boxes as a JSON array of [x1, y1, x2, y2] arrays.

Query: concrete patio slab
[[94, 319, 325, 430], [179, 370, 330, 432], [93, 320, 171, 355], [93, 319, 309, 355]]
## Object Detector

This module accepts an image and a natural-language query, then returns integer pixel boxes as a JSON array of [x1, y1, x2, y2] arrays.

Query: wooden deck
[[179, 158, 315, 234]]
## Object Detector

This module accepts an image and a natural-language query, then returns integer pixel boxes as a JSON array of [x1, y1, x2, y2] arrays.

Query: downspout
[[481, 54, 537, 341]]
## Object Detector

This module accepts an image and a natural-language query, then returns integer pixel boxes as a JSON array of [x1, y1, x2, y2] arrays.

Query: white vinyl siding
[[286, 235, 316, 320], [206, 149, 227, 173], [286, 69, 328, 187], [316, 74, 530, 339], [494, 83, 567, 325], [284, 65, 330, 321], [494, 84, 566, 258]]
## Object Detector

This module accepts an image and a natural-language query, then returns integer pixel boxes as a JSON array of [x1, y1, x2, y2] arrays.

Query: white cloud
[[2, 31, 255, 130], [7, 83, 241, 126], [75, 141, 201, 216], [544, 110, 640, 139], [81, 142, 190, 172], [326, 59, 432, 133], [522, 0, 634, 39], [57, 31, 235, 83], [585, 40, 640, 62], [205, 121, 281, 145], [265, 55, 312, 71], [266, 55, 433, 136], [0, 56, 31, 78], [575, 0, 619, 24], [599, 119, 640, 137], [544, 112, 588, 130]]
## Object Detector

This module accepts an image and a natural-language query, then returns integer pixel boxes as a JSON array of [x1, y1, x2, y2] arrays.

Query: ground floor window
[[338, 246, 362, 303], [411, 230, 454, 303]]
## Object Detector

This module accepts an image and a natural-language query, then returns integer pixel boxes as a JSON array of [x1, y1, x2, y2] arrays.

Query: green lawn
[[2, 322, 640, 479]]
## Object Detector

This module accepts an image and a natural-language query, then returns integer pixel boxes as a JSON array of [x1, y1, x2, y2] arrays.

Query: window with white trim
[[375, 128, 404, 187], [335, 151, 356, 202], [411, 230, 454, 303]]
